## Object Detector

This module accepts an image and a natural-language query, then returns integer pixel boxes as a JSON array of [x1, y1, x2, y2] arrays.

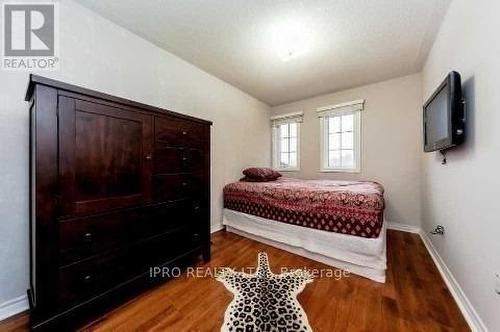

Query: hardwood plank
[[0, 230, 470, 332]]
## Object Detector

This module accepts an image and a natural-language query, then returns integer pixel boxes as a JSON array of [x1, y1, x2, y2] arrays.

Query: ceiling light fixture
[[271, 18, 314, 62]]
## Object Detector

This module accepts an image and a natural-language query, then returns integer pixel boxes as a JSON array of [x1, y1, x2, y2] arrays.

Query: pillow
[[242, 167, 282, 181], [239, 176, 272, 182]]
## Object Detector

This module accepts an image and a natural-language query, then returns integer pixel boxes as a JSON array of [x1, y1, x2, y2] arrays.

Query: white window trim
[[270, 111, 304, 126], [271, 112, 303, 172], [318, 100, 364, 173], [317, 99, 364, 117]]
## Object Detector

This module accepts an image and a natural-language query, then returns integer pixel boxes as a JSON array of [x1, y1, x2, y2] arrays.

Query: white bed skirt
[[222, 209, 387, 283]]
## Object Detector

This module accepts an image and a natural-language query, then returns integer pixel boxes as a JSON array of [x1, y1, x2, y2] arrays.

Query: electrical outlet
[[496, 274, 500, 294]]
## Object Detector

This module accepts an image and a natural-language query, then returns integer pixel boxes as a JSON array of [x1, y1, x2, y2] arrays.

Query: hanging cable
[[440, 150, 447, 165]]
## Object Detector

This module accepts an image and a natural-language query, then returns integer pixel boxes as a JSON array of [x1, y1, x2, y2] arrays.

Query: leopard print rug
[[216, 252, 314, 332]]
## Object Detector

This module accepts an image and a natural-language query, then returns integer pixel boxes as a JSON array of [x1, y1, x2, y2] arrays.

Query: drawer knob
[[193, 201, 201, 211], [182, 131, 187, 135], [182, 182, 188, 187], [145, 155, 152, 160], [182, 157, 188, 161], [83, 274, 93, 284], [191, 233, 200, 242], [83, 232, 93, 242]]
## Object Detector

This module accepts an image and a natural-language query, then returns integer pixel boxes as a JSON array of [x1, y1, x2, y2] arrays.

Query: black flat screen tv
[[423, 71, 465, 152]]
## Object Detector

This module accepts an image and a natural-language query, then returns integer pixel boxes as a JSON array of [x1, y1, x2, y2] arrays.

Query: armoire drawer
[[57, 228, 201, 309], [58, 201, 193, 266], [153, 174, 203, 202], [155, 116, 206, 148], [153, 145, 203, 174]]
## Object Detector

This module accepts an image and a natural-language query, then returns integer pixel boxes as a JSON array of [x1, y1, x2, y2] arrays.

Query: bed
[[222, 177, 387, 282]]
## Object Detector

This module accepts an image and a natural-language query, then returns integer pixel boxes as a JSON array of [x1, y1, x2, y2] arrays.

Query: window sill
[[276, 168, 300, 172], [320, 168, 360, 174]]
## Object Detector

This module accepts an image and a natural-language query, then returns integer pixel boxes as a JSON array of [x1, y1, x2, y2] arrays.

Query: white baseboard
[[211, 223, 225, 233], [419, 231, 487, 332], [387, 222, 486, 331], [387, 221, 420, 234], [0, 294, 29, 321]]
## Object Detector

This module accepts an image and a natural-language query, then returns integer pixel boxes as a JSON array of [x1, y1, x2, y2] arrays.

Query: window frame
[[271, 114, 302, 172], [318, 101, 363, 173]]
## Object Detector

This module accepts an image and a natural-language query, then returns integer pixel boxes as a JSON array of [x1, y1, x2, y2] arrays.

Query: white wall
[[271, 74, 422, 227], [421, 0, 500, 330], [0, 0, 270, 309]]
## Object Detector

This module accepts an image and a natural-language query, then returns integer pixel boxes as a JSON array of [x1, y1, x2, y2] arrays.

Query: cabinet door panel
[[59, 97, 153, 216]]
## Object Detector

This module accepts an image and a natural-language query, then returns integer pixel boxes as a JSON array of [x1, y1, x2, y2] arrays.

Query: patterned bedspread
[[223, 178, 385, 238]]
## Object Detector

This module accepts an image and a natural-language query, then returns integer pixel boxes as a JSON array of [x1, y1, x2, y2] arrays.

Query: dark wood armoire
[[26, 75, 211, 330]]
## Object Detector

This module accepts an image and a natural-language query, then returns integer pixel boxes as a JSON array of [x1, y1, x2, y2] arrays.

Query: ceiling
[[76, 0, 451, 106]]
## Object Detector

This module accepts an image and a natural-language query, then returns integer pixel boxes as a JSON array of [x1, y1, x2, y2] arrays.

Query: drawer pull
[[83, 274, 93, 284], [182, 157, 188, 161], [182, 131, 187, 135], [83, 232, 93, 242], [182, 182, 188, 187], [191, 233, 200, 242]]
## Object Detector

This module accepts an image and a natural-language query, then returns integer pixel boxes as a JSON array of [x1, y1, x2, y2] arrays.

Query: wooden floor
[[0, 229, 469, 331]]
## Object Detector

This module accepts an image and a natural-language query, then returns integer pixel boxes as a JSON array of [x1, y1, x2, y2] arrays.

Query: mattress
[[223, 209, 387, 283], [223, 177, 385, 238]]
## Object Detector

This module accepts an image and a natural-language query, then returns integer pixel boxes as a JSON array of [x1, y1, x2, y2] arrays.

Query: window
[[318, 100, 363, 172], [271, 112, 303, 171], [276, 122, 298, 169]]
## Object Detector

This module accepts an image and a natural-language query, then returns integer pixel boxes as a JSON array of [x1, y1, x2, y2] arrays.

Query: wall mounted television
[[423, 71, 465, 152]]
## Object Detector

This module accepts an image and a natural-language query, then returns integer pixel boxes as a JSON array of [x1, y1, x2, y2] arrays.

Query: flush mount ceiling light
[[270, 18, 315, 62]]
